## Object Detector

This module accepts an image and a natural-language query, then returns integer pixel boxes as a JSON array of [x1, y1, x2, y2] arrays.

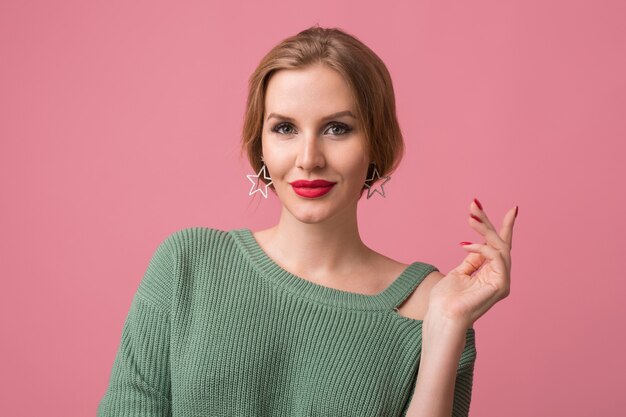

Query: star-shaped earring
[[365, 165, 391, 199], [247, 164, 273, 198]]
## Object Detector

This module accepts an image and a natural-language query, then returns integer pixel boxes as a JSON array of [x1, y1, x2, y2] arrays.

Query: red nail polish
[[474, 198, 483, 210], [470, 214, 483, 223], [459, 241, 472, 245], [515, 206, 519, 218]]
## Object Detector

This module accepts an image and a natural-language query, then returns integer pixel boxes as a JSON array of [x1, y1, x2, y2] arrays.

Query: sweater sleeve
[[451, 328, 477, 417], [97, 233, 178, 417]]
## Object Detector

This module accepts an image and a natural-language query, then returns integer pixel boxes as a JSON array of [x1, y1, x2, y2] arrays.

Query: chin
[[284, 204, 336, 225], [292, 210, 333, 225], [277, 187, 359, 224]]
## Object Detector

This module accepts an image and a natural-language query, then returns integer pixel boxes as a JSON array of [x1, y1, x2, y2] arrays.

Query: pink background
[[1, 1, 624, 416]]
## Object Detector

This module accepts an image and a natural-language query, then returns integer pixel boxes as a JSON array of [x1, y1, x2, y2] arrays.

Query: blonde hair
[[240, 24, 405, 196]]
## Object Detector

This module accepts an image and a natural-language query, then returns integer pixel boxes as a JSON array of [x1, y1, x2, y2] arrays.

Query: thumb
[[452, 248, 485, 277]]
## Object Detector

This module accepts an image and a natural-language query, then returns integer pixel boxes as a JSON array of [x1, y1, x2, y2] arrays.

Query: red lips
[[289, 179, 336, 198], [289, 179, 336, 188]]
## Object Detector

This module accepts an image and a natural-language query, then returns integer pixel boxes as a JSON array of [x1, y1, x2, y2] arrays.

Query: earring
[[364, 162, 391, 199], [246, 158, 273, 198]]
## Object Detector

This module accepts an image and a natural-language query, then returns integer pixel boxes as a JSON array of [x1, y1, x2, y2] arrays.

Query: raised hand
[[427, 198, 517, 329]]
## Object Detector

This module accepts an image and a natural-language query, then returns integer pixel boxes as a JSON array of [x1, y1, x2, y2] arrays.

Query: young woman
[[98, 25, 516, 417]]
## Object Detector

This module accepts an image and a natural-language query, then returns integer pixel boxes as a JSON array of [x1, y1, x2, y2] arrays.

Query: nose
[[295, 132, 325, 171]]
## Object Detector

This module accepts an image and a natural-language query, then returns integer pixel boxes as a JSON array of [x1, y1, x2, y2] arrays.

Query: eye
[[326, 122, 352, 136], [271, 122, 295, 135], [270, 121, 353, 136]]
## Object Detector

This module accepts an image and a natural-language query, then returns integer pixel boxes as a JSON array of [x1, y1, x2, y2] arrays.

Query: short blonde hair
[[241, 25, 405, 196]]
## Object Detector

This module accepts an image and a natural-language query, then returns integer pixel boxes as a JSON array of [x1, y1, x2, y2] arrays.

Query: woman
[[98, 25, 516, 417]]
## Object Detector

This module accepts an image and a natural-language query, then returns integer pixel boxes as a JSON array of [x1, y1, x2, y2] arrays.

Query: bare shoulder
[[394, 269, 444, 321]]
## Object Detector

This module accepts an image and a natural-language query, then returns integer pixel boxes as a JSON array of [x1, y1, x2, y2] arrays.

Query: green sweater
[[97, 227, 477, 416]]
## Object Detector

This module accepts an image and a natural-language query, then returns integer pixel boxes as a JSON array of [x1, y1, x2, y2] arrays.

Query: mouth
[[289, 179, 336, 198], [289, 179, 337, 188]]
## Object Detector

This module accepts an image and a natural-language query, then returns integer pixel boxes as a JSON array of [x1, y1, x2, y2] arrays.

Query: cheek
[[336, 157, 369, 184], [261, 142, 287, 178], [264, 156, 290, 181]]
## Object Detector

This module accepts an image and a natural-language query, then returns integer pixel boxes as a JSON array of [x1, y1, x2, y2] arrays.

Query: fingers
[[469, 199, 512, 253], [453, 249, 485, 277], [498, 206, 518, 249], [459, 242, 506, 276], [470, 198, 496, 230]]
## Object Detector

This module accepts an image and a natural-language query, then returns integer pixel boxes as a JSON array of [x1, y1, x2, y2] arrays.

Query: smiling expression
[[261, 63, 371, 224]]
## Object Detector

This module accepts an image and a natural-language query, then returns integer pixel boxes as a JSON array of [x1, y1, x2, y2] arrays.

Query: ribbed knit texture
[[97, 227, 477, 417]]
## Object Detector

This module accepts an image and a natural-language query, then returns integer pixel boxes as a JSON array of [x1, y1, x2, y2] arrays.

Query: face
[[261, 63, 371, 225]]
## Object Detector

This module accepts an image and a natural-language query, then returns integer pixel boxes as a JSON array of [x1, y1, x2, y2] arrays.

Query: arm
[[97, 235, 176, 416], [97, 297, 172, 416], [404, 313, 475, 417], [403, 198, 514, 416]]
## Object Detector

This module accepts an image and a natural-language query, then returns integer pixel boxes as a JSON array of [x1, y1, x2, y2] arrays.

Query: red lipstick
[[289, 179, 336, 198]]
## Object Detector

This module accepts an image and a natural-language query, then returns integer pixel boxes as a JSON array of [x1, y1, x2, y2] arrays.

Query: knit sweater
[[97, 227, 477, 417]]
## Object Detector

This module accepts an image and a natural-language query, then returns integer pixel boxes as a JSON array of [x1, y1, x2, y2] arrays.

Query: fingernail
[[459, 241, 472, 245], [515, 206, 519, 218], [473, 198, 483, 210], [470, 214, 483, 223]]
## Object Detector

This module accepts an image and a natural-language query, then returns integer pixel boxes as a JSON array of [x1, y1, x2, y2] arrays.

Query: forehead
[[264, 64, 355, 116]]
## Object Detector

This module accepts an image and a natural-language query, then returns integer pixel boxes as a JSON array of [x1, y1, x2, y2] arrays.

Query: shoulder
[[136, 226, 232, 306], [144, 226, 230, 280], [164, 226, 229, 245], [395, 268, 444, 319], [155, 226, 231, 256], [395, 266, 474, 329]]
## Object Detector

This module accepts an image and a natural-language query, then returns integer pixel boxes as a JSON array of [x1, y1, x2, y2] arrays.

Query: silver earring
[[246, 159, 273, 198], [364, 163, 391, 199]]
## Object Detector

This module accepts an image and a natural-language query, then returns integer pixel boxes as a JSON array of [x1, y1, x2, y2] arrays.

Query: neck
[[263, 205, 373, 277]]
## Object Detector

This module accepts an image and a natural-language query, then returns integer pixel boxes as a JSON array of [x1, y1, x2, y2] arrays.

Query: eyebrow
[[266, 110, 356, 122]]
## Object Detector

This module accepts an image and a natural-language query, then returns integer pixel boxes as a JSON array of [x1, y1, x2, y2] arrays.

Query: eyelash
[[270, 122, 353, 136]]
